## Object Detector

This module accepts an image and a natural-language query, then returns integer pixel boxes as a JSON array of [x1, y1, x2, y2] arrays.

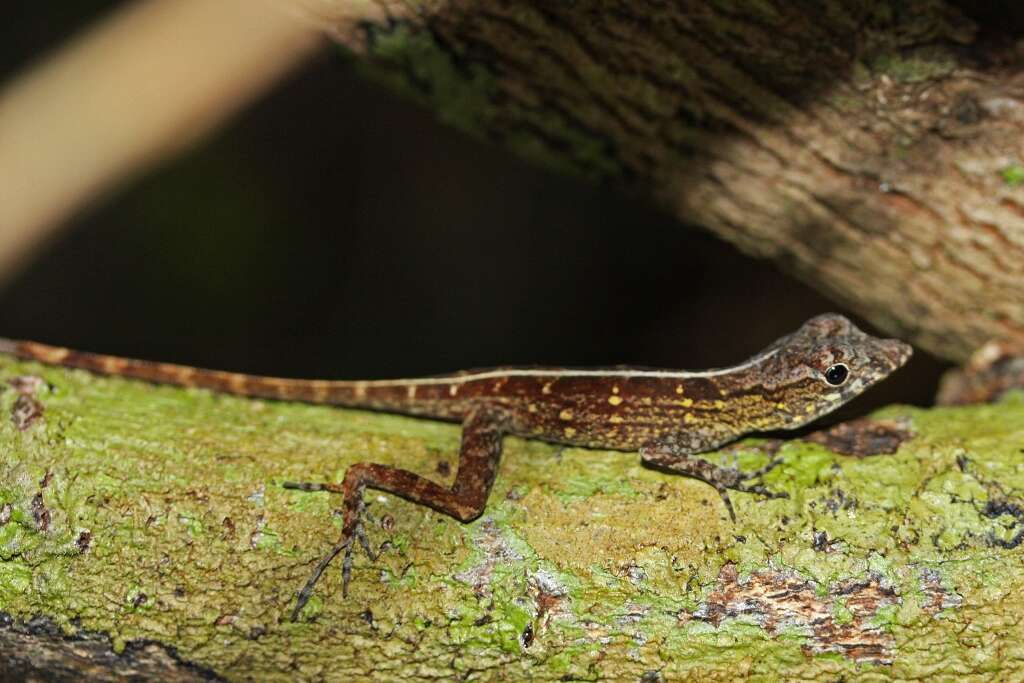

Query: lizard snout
[[878, 338, 913, 370]]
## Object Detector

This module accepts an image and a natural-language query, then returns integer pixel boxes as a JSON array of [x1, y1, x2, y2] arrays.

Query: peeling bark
[[284, 0, 1024, 362], [694, 564, 900, 665]]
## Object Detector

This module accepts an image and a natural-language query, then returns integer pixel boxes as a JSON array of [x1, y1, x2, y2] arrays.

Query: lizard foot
[[284, 482, 379, 621], [709, 456, 789, 522], [641, 450, 789, 522]]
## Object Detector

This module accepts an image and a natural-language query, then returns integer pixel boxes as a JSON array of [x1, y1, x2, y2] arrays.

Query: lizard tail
[[0, 337, 421, 409]]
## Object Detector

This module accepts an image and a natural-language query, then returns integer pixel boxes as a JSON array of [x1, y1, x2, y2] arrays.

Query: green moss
[[351, 21, 622, 180], [832, 599, 853, 625], [504, 118, 621, 180], [294, 594, 323, 622], [0, 562, 31, 604], [550, 462, 639, 502], [178, 513, 204, 537], [1000, 164, 1024, 187], [869, 46, 957, 83], [2, 359, 1024, 678], [359, 23, 497, 136]]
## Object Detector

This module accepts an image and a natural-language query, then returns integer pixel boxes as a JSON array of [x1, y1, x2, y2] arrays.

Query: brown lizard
[[0, 313, 911, 619]]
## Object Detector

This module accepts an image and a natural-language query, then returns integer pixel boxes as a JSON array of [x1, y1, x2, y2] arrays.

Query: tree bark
[[287, 0, 1024, 363], [2, 355, 1024, 679]]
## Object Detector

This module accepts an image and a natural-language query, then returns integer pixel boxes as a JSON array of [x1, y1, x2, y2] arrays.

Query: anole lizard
[[0, 313, 911, 619]]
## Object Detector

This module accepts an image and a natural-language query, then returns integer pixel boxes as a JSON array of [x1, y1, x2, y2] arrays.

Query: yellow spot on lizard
[[607, 395, 623, 406]]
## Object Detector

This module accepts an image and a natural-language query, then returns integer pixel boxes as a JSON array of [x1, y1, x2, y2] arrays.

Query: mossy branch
[[2, 358, 1024, 679]]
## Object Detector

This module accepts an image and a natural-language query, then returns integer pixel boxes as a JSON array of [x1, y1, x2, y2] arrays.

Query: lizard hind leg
[[284, 405, 508, 621]]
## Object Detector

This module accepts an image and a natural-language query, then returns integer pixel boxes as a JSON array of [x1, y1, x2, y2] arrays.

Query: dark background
[[0, 2, 946, 418]]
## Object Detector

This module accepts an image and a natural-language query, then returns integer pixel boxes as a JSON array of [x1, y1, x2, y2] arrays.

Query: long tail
[[0, 337, 444, 412]]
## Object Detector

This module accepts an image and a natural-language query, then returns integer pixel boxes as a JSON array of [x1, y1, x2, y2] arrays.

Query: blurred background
[[0, 1, 945, 417]]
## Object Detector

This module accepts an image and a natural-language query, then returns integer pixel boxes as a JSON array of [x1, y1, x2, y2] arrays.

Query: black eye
[[824, 364, 849, 386]]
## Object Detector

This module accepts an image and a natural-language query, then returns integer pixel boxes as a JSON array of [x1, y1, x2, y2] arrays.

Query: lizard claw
[[714, 457, 789, 521], [289, 495, 379, 621], [747, 455, 785, 480], [340, 513, 378, 597], [642, 450, 787, 523]]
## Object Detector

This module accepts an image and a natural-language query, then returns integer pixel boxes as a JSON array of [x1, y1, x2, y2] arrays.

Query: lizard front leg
[[285, 404, 508, 620], [640, 433, 787, 522]]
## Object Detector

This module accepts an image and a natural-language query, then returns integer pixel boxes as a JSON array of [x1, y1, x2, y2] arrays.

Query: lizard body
[[0, 314, 911, 619]]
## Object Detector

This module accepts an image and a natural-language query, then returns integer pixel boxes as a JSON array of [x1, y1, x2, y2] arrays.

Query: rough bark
[[286, 0, 1024, 363], [0, 613, 223, 683], [2, 356, 1024, 680]]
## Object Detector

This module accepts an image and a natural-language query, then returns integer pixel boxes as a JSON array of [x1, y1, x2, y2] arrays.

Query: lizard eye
[[824, 363, 849, 386]]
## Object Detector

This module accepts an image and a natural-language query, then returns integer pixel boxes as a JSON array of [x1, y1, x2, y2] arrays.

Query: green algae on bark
[[353, 21, 623, 181], [0, 356, 1023, 680]]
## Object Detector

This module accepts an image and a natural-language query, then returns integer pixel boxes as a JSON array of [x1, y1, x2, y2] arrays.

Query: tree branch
[[293, 0, 1024, 362], [1, 356, 1023, 678]]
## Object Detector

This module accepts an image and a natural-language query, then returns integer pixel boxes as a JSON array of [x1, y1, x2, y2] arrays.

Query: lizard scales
[[0, 315, 909, 451]]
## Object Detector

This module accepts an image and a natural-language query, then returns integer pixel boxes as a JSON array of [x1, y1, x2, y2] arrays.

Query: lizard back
[[0, 316, 912, 451]]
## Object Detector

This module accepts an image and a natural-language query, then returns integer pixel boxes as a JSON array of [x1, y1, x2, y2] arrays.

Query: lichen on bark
[[1, 357, 1023, 679]]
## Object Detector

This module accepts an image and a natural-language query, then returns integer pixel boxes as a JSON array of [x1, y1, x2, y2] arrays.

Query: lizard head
[[756, 313, 913, 429]]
